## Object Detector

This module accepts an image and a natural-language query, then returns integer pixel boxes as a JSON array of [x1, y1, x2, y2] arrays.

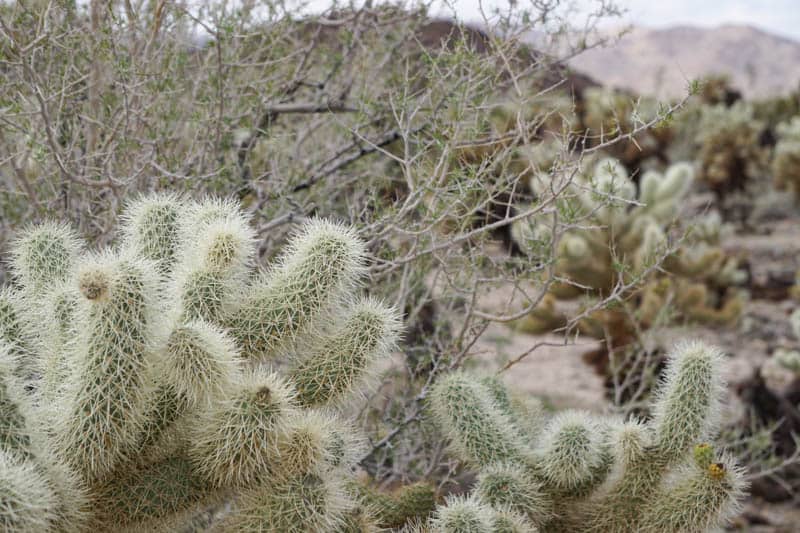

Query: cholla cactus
[[580, 88, 671, 171], [696, 74, 741, 107], [516, 158, 694, 296], [581, 87, 635, 139], [694, 102, 768, 198], [0, 193, 406, 531], [771, 308, 800, 373], [511, 158, 745, 336], [772, 116, 800, 201], [425, 341, 747, 532], [351, 479, 438, 529]]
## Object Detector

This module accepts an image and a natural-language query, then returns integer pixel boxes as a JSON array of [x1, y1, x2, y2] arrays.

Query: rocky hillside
[[568, 24, 800, 99]]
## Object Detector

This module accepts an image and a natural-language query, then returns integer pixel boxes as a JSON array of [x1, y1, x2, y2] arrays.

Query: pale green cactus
[[425, 341, 747, 532], [637, 450, 745, 532], [188, 367, 296, 488], [9, 221, 82, 296], [227, 219, 367, 359], [638, 162, 693, 223], [36, 283, 81, 403], [228, 470, 353, 532], [581, 87, 634, 139], [474, 463, 551, 527], [534, 411, 611, 496], [651, 342, 725, 461], [694, 102, 767, 197], [428, 371, 532, 468], [772, 115, 800, 201], [513, 157, 696, 296], [579, 88, 669, 170], [120, 193, 185, 272], [57, 252, 163, 481], [430, 495, 495, 533], [289, 296, 401, 408], [0, 339, 90, 532], [0, 449, 60, 532], [511, 157, 745, 336], [489, 506, 539, 533], [0, 288, 33, 380], [352, 479, 438, 529], [0, 193, 405, 531], [772, 308, 800, 373], [0, 341, 33, 454], [170, 205, 255, 325]]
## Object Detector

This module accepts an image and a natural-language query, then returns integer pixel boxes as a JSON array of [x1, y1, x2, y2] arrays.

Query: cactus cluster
[[416, 82, 680, 238], [696, 75, 741, 107], [638, 210, 746, 329], [510, 157, 745, 337], [771, 308, 800, 374], [422, 341, 747, 532], [772, 116, 800, 202], [694, 102, 768, 198], [580, 87, 672, 172], [513, 157, 694, 294], [0, 194, 410, 531]]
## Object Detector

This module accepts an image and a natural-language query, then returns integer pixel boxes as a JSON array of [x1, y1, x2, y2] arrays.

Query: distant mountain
[[567, 24, 800, 99]]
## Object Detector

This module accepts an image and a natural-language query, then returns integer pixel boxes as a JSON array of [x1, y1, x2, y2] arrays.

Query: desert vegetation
[[1, 0, 800, 531]]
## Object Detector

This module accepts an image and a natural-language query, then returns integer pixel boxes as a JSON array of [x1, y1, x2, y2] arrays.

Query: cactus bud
[[189, 368, 296, 487]]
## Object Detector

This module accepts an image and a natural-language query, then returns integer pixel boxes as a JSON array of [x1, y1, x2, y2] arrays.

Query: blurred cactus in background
[[772, 116, 800, 202], [580, 87, 673, 173], [694, 102, 768, 198], [510, 157, 745, 338], [0, 193, 419, 531]]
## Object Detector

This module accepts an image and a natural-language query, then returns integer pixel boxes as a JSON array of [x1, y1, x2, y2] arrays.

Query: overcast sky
[[300, 1, 800, 41], [428, 0, 800, 40]]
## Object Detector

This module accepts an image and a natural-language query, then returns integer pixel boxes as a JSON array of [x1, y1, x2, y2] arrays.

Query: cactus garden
[[3, 0, 800, 531]]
